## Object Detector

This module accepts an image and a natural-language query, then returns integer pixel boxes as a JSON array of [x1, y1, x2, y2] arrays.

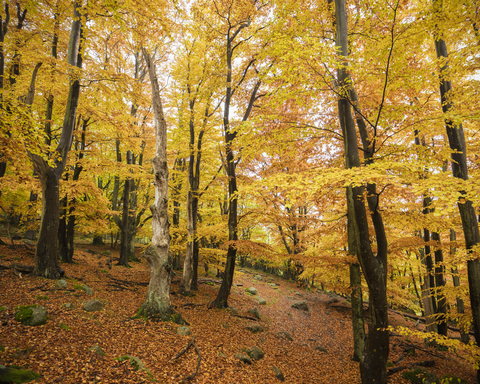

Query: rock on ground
[[246, 287, 258, 295], [177, 326, 191, 336], [291, 300, 309, 311], [83, 299, 103, 312], [14, 305, 47, 326]]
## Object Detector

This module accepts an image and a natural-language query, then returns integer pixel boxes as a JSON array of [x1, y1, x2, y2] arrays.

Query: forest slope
[[0, 240, 476, 383]]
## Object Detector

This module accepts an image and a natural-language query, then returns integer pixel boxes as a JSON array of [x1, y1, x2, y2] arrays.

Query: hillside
[[0, 241, 476, 383]]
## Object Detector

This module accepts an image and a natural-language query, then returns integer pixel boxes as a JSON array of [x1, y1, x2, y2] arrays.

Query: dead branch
[[29, 283, 49, 291], [170, 336, 201, 383], [231, 313, 259, 321], [389, 309, 475, 336], [0, 263, 33, 273], [387, 360, 435, 376], [396, 339, 447, 359], [180, 303, 206, 308]]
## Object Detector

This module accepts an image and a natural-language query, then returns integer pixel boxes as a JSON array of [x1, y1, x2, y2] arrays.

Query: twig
[[170, 336, 201, 383]]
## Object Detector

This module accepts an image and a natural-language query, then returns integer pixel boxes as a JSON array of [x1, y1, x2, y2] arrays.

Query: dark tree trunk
[[211, 14, 260, 308], [348, 208, 365, 362], [92, 235, 104, 245], [30, 5, 83, 279], [433, 3, 480, 379], [31, 166, 64, 278], [171, 158, 184, 270], [432, 231, 447, 336], [58, 117, 86, 263], [450, 229, 470, 343], [335, 0, 389, 382], [58, 194, 68, 261], [118, 151, 132, 267]]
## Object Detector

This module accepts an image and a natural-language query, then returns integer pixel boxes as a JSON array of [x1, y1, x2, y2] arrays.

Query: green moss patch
[[0, 365, 41, 383]]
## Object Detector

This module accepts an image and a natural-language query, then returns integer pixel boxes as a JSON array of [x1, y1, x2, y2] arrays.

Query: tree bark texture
[[30, 4, 83, 279], [118, 151, 132, 266], [137, 48, 176, 320], [335, 0, 389, 382], [433, 2, 480, 378], [348, 209, 365, 362]]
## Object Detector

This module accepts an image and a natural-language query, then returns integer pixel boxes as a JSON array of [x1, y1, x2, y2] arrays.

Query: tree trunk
[[137, 48, 180, 322], [421, 225, 437, 333], [432, 231, 447, 336], [180, 189, 195, 295], [335, 0, 389, 382], [118, 151, 132, 266], [171, 158, 184, 270], [31, 164, 64, 278], [211, 17, 259, 308], [58, 193, 68, 262], [30, 5, 83, 279], [433, 4, 480, 379], [58, 117, 86, 263], [450, 229, 470, 343], [348, 209, 365, 362]]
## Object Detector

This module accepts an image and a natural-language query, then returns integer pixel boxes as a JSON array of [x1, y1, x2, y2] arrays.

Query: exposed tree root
[[170, 335, 201, 383]]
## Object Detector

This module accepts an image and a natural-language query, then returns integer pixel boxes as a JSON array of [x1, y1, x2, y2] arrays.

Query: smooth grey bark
[[334, 1, 389, 382], [137, 48, 179, 321], [30, 3, 83, 279], [433, 2, 480, 379]]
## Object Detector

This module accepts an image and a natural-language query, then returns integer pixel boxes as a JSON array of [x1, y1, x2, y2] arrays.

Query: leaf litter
[[0, 241, 476, 383]]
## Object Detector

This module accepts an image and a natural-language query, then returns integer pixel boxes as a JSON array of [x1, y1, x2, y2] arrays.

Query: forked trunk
[[336, 0, 389, 381]]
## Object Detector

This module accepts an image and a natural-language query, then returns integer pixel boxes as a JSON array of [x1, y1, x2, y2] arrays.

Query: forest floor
[[0, 239, 477, 384]]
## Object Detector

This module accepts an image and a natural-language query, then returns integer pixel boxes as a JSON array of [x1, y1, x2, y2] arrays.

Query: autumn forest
[[1, 0, 480, 383]]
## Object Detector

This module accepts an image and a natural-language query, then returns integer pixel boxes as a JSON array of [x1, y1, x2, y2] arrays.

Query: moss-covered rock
[[88, 345, 106, 356], [235, 353, 252, 364], [245, 325, 264, 333], [81, 285, 93, 295], [291, 301, 309, 311], [245, 347, 264, 361], [14, 306, 47, 326], [0, 364, 41, 383], [402, 368, 438, 384], [272, 366, 285, 382], [83, 300, 103, 312]]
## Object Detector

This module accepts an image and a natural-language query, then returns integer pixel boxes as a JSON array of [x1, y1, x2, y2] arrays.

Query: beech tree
[[27, 2, 84, 279], [433, 0, 480, 379], [137, 48, 179, 320]]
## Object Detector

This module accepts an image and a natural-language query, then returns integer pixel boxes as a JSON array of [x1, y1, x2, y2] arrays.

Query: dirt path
[[0, 243, 476, 383]]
